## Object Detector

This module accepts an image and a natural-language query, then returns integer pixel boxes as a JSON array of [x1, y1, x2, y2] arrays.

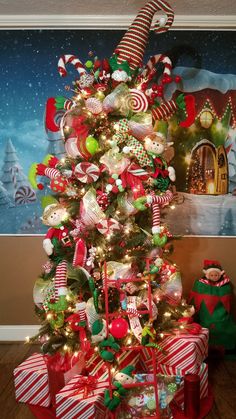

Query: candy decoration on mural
[[15, 186, 36, 205]]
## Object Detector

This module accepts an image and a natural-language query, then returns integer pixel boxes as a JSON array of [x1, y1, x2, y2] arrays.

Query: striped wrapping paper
[[173, 363, 208, 409], [140, 328, 208, 375], [14, 352, 51, 407], [86, 349, 141, 380], [55, 375, 109, 419], [85, 353, 108, 381]]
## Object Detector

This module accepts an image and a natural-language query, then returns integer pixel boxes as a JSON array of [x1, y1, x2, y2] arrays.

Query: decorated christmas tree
[[14, 1, 211, 417]]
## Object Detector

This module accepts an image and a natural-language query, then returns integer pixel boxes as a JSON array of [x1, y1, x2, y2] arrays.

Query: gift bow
[[71, 376, 98, 398]]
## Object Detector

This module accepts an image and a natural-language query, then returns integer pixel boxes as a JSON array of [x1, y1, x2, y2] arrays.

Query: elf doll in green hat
[[190, 260, 236, 354]]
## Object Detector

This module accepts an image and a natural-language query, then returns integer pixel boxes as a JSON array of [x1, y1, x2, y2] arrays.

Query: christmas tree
[[26, 0, 203, 416]]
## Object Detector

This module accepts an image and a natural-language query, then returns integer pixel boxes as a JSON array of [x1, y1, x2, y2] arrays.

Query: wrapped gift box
[[140, 328, 208, 375], [14, 352, 51, 407], [46, 352, 85, 404], [118, 372, 179, 418], [55, 374, 108, 419], [86, 349, 141, 381]]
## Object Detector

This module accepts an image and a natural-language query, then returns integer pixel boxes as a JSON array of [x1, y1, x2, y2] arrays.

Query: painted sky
[[0, 29, 236, 175]]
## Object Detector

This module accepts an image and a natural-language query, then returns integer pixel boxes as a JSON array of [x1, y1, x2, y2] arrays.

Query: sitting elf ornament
[[190, 260, 236, 353], [143, 121, 176, 192]]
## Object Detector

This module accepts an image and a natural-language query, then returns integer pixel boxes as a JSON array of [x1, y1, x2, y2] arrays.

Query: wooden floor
[[0, 343, 236, 419]]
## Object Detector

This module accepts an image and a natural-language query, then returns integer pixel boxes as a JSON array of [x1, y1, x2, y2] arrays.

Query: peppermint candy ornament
[[74, 162, 100, 184], [96, 218, 121, 236], [128, 89, 149, 113], [78, 73, 94, 88], [85, 97, 103, 115]]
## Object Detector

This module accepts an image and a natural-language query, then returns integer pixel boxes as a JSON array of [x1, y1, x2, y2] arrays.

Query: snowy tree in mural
[[0, 139, 36, 205]]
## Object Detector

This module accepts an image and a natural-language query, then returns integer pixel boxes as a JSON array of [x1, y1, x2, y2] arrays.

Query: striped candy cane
[[55, 260, 67, 300], [11, 165, 19, 188], [142, 54, 172, 79], [58, 54, 87, 78], [150, 189, 173, 234]]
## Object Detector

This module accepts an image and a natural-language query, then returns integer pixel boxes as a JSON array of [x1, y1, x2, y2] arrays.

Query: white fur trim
[[146, 195, 153, 205], [76, 301, 86, 311], [152, 226, 161, 234], [58, 287, 68, 296]]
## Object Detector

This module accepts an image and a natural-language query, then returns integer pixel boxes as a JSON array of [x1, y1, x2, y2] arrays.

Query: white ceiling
[[0, 0, 235, 16]]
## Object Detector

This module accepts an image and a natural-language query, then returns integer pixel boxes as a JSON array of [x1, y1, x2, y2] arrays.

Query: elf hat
[[114, 0, 174, 70], [117, 365, 135, 378], [91, 319, 105, 336], [203, 259, 223, 273]]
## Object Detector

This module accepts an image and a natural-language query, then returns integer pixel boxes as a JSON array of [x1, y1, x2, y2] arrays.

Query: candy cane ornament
[[148, 189, 173, 235], [54, 260, 68, 300], [142, 54, 172, 80], [58, 54, 87, 78]]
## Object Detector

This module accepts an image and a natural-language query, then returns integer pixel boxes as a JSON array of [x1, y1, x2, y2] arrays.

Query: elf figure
[[143, 121, 176, 193], [42, 203, 71, 311], [190, 260, 236, 353]]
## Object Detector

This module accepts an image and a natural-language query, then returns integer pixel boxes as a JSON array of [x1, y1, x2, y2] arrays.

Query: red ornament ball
[[110, 318, 129, 339], [50, 177, 67, 193]]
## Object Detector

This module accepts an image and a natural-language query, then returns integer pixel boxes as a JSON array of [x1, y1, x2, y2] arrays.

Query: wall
[[0, 236, 236, 325]]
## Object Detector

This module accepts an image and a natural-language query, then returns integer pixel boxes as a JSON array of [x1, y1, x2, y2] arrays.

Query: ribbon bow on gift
[[71, 376, 98, 398]]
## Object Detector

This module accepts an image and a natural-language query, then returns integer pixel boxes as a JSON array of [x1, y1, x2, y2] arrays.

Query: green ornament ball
[[85, 136, 99, 155], [85, 60, 94, 69]]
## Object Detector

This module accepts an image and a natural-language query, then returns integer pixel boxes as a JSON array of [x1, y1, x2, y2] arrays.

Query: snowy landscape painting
[[0, 29, 236, 235]]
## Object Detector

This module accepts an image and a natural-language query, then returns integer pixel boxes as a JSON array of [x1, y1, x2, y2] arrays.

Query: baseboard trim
[[0, 325, 39, 341]]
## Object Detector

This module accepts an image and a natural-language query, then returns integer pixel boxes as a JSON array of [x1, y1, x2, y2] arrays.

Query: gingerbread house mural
[[162, 69, 236, 235], [168, 87, 236, 196]]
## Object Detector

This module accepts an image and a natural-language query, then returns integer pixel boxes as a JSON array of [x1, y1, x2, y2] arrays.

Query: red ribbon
[[71, 376, 98, 398]]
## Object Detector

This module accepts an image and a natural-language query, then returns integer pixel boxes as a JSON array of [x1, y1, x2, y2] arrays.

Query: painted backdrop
[[0, 30, 236, 235]]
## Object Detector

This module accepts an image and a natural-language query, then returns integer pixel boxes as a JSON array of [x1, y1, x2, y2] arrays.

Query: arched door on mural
[[188, 143, 228, 194], [188, 143, 216, 194], [215, 145, 228, 194]]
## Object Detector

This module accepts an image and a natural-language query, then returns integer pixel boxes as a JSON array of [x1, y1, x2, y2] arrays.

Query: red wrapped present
[[45, 351, 85, 404], [85, 352, 108, 381], [173, 363, 208, 409], [117, 348, 140, 370], [14, 353, 51, 407], [86, 349, 140, 381], [140, 328, 208, 375], [55, 374, 109, 418]]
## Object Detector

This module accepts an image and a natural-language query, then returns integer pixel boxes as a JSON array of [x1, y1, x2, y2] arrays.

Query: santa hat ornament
[[113, 0, 174, 70], [203, 259, 223, 274]]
